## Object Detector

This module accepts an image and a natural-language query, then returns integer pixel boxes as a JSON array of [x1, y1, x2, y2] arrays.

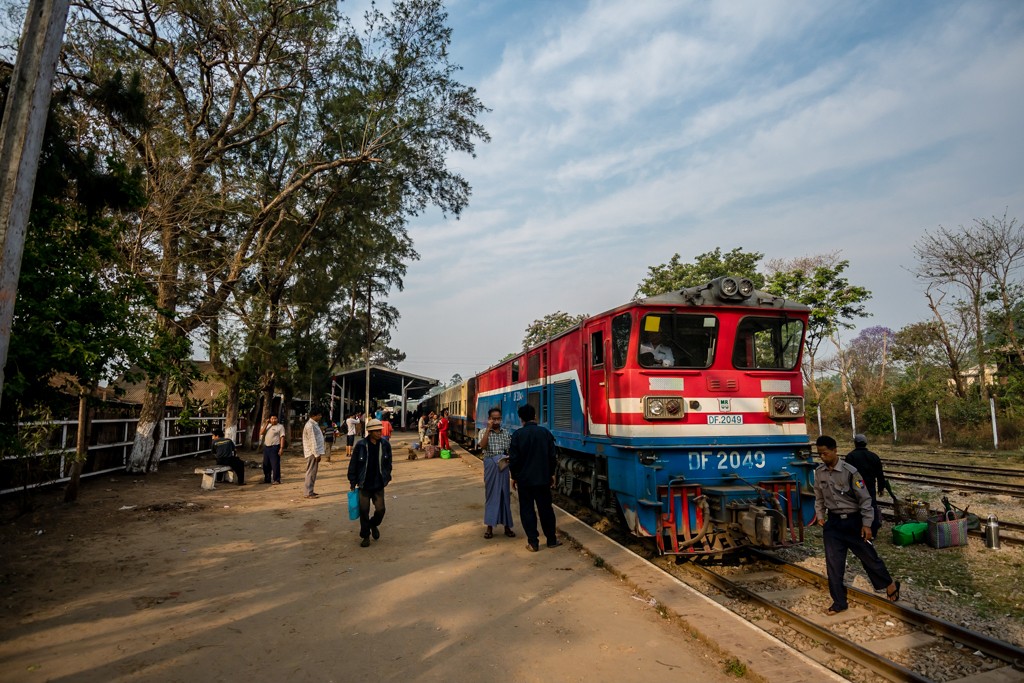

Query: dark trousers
[[518, 483, 557, 547], [262, 445, 281, 483], [359, 488, 386, 539], [216, 455, 245, 485], [823, 514, 893, 610]]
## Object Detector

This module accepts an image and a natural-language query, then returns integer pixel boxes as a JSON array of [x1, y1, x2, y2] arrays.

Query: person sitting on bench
[[211, 427, 245, 485]]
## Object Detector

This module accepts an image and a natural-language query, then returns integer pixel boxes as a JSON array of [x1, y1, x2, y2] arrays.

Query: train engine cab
[[582, 277, 816, 555], [475, 276, 817, 557]]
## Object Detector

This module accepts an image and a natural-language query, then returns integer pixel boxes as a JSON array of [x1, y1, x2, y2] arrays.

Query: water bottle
[[984, 514, 1000, 550]]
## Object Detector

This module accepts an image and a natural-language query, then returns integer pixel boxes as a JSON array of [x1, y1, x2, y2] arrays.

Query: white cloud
[[386, 0, 1024, 384]]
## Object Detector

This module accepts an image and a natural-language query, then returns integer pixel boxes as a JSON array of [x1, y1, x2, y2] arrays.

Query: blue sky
[[379, 0, 1024, 385]]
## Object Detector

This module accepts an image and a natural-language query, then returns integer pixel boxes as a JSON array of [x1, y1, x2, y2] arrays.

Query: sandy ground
[[0, 436, 738, 683]]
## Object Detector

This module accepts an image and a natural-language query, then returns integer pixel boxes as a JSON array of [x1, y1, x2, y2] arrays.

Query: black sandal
[[886, 580, 901, 602], [484, 528, 493, 539], [504, 527, 516, 538]]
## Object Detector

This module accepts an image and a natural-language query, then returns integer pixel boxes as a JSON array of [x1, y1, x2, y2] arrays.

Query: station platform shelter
[[331, 365, 438, 428]]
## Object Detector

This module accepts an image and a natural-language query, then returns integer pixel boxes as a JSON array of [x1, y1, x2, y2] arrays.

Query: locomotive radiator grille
[[552, 381, 573, 430]]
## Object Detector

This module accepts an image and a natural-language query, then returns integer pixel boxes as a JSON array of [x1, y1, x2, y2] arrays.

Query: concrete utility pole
[[0, 0, 71, 406]]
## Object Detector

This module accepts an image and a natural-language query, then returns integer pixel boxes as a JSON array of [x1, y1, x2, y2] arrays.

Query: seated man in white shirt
[[639, 330, 675, 367]]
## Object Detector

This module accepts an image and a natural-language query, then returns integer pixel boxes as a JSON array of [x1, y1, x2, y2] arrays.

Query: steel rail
[[681, 562, 931, 682], [882, 459, 1024, 477], [885, 472, 1024, 497], [751, 550, 1024, 667]]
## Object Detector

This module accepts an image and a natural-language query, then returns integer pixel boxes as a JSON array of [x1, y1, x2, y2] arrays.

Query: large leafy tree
[[765, 258, 871, 404], [911, 213, 1024, 400], [0, 67, 151, 499], [845, 325, 893, 403], [522, 311, 587, 349], [61, 0, 488, 472], [634, 248, 764, 298]]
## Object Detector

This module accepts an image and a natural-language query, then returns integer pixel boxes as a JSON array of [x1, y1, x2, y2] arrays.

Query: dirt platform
[[0, 438, 825, 682]]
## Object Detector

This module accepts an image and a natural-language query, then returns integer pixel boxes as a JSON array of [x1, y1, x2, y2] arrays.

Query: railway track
[[675, 551, 1024, 683], [885, 471, 1024, 498], [550, 489, 1024, 682], [883, 459, 1024, 479]]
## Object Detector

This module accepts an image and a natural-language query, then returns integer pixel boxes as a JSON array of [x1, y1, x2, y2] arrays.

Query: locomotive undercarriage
[[654, 481, 803, 556], [556, 451, 612, 513], [555, 450, 804, 557]]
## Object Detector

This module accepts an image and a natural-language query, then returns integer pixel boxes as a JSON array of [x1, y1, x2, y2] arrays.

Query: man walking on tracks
[[302, 409, 325, 499], [508, 403, 561, 552], [845, 434, 887, 537], [814, 435, 900, 615], [347, 418, 393, 547]]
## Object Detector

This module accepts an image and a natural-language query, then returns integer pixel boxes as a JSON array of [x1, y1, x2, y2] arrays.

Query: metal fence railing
[[1, 414, 227, 495]]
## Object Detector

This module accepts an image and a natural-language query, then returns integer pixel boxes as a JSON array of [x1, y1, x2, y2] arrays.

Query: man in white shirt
[[639, 330, 675, 367], [302, 409, 325, 499], [260, 414, 287, 484], [345, 411, 360, 457]]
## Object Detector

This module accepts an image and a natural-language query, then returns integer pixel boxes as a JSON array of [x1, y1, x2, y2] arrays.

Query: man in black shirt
[[210, 427, 245, 485], [508, 403, 561, 552], [845, 434, 887, 536]]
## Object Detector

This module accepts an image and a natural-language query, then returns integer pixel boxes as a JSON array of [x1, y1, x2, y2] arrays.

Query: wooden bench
[[194, 465, 238, 490]]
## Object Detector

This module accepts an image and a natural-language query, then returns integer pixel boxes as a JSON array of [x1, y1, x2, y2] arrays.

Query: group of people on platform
[[215, 407, 902, 584], [415, 409, 450, 454]]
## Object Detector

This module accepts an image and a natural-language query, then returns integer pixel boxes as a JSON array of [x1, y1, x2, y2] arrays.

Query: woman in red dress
[[438, 409, 450, 451]]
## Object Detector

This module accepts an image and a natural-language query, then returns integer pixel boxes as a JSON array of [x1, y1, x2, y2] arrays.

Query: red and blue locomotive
[[444, 276, 817, 555]]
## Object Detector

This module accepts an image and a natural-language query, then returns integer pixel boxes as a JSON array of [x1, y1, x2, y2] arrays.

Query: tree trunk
[[127, 216, 179, 473], [926, 290, 968, 398], [127, 375, 168, 473], [64, 390, 90, 503], [224, 379, 240, 443]]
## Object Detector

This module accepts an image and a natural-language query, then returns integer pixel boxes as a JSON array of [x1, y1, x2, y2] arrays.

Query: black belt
[[828, 511, 852, 519]]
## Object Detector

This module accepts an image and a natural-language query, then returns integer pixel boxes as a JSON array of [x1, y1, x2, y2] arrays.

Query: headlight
[[769, 395, 804, 419], [645, 396, 686, 419], [720, 277, 738, 296]]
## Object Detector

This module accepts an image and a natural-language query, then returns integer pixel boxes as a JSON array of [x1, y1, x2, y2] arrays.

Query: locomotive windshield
[[732, 316, 804, 370], [638, 314, 717, 368]]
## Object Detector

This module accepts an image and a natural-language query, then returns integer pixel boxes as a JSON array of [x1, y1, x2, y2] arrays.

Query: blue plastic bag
[[347, 489, 360, 521]]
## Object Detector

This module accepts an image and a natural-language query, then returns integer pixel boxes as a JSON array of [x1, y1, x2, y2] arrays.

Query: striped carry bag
[[926, 510, 969, 549]]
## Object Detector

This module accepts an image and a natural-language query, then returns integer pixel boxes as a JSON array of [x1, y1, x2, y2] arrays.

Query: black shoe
[[360, 538, 370, 547], [371, 526, 380, 540], [525, 542, 539, 552], [546, 540, 563, 548]]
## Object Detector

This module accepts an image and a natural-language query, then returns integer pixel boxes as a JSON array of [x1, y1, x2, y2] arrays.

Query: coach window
[[733, 317, 804, 370], [611, 312, 631, 368], [590, 331, 604, 367], [511, 358, 520, 383]]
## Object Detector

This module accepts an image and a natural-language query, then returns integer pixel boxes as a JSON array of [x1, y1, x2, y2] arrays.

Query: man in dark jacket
[[845, 434, 887, 536], [508, 403, 561, 552], [210, 427, 245, 485], [347, 419, 393, 547]]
